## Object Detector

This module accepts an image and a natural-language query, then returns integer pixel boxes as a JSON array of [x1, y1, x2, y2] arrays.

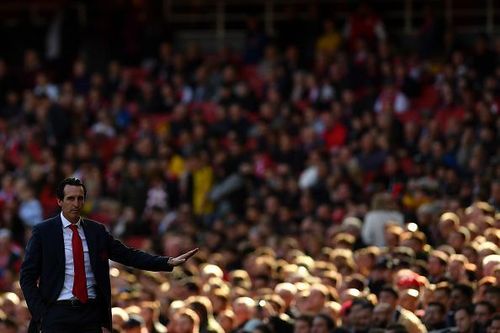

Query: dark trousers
[[41, 300, 103, 333]]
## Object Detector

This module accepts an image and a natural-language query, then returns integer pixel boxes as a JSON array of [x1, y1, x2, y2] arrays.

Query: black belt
[[55, 298, 97, 307]]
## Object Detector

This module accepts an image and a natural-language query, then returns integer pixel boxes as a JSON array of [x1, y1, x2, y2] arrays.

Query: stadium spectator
[[362, 193, 404, 247], [454, 305, 474, 333], [423, 302, 447, 331]]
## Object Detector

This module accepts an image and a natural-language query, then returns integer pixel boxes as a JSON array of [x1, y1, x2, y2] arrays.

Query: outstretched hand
[[167, 248, 199, 266]]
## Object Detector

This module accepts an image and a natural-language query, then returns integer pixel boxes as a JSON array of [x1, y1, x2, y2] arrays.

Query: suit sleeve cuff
[[165, 257, 174, 271]]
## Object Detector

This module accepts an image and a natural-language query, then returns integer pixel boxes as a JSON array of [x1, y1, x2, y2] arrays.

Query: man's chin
[[65, 212, 80, 222]]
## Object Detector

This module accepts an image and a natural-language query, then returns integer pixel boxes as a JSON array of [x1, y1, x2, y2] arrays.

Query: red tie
[[70, 224, 88, 303]]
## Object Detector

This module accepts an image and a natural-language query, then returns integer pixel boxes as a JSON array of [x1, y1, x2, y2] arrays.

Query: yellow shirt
[[168, 155, 185, 179], [193, 165, 214, 215], [316, 32, 341, 56]]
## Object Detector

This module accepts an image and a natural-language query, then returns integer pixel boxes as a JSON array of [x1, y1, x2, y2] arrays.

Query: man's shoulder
[[81, 218, 108, 231], [34, 216, 61, 230]]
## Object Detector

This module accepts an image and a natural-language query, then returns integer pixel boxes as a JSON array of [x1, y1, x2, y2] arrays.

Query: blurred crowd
[[0, 2, 499, 333]]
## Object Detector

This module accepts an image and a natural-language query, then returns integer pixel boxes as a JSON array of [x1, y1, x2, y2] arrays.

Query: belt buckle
[[69, 298, 80, 307]]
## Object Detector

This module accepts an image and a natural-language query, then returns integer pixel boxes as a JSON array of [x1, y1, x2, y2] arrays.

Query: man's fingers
[[171, 248, 199, 265], [181, 248, 199, 259]]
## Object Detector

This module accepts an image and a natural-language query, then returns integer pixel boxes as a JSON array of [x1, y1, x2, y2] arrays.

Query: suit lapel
[[82, 219, 97, 273], [53, 216, 65, 266]]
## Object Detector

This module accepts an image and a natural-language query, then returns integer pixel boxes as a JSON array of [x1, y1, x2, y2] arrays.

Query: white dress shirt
[[57, 213, 97, 300]]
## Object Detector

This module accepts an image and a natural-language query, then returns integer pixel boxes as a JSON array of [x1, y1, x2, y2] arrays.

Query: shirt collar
[[60, 212, 82, 229]]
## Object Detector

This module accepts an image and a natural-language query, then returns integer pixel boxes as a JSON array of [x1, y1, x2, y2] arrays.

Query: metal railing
[[164, 0, 499, 41]]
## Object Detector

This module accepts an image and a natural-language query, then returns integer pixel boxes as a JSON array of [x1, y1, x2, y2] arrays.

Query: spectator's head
[[371, 192, 398, 211], [186, 295, 214, 326], [294, 314, 313, 333], [200, 263, 224, 283], [378, 286, 398, 309], [392, 247, 415, 265], [400, 231, 426, 254], [349, 298, 374, 332], [311, 313, 335, 333], [450, 284, 474, 311], [474, 301, 496, 327], [384, 225, 403, 249], [341, 217, 362, 237], [306, 283, 329, 313], [398, 289, 419, 312], [438, 212, 459, 240], [230, 270, 252, 290], [477, 242, 499, 263], [330, 232, 355, 250], [446, 254, 468, 282], [209, 287, 230, 315], [0, 292, 19, 317], [483, 255, 500, 277], [254, 299, 276, 320], [484, 228, 500, 245], [122, 313, 145, 333], [461, 244, 479, 266], [275, 282, 297, 309], [174, 308, 200, 333], [232, 297, 256, 327], [112, 307, 130, 329], [216, 309, 235, 333], [139, 300, 161, 326], [295, 289, 312, 316], [427, 250, 448, 279], [423, 302, 447, 330], [487, 314, 500, 333], [321, 301, 341, 327], [433, 282, 451, 310], [372, 302, 393, 328], [454, 305, 474, 333], [485, 286, 500, 312], [354, 246, 380, 276], [447, 227, 470, 252]]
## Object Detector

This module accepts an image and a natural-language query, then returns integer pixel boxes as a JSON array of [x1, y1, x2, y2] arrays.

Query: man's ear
[[57, 199, 63, 207]]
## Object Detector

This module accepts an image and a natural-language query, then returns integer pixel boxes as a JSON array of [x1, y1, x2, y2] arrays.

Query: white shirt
[[57, 213, 97, 300], [361, 210, 405, 247]]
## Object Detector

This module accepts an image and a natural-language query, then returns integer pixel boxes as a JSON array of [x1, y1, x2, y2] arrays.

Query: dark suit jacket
[[20, 215, 173, 333]]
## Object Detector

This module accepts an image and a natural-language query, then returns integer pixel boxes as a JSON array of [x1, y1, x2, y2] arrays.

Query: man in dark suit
[[20, 177, 198, 333]]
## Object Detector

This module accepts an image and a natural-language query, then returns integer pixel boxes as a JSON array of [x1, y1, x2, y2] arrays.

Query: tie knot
[[69, 224, 78, 232]]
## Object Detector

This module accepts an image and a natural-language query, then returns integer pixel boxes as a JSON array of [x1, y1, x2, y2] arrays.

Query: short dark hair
[[352, 297, 375, 310], [485, 285, 500, 296], [427, 302, 446, 314], [295, 314, 313, 326], [313, 313, 335, 330], [488, 313, 500, 327], [475, 301, 496, 314], [452, 283, 474, 300], [56, 177, 87, 200], [435, 281, 451, 294], [379, 285, 399, 300], [455, 304, 474, 316]]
